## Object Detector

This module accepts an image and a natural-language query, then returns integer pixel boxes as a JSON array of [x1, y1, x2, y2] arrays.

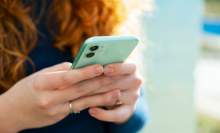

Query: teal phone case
[[70, 36, 139, 69]]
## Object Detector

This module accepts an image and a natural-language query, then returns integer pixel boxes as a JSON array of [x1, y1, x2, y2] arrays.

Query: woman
[[0, 0, 150, 133]]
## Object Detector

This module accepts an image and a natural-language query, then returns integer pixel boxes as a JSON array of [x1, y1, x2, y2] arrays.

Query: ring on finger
[[116, 98, 122, 106], [69, 101, 80, 114]]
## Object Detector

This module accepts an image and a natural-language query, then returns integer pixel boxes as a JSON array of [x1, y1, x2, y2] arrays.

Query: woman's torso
[[20, 1, 109, 132]]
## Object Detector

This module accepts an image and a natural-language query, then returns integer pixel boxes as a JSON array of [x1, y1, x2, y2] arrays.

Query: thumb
[[38, 62, 72, 74]]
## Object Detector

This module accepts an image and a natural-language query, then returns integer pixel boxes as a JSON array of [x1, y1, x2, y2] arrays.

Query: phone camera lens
[[90, 46, 99, 51], [86, 53, 95, 58]]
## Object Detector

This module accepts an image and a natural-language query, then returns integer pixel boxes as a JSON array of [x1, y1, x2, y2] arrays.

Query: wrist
[[0, 125, 18, 133], [0, 93, 22, 133]]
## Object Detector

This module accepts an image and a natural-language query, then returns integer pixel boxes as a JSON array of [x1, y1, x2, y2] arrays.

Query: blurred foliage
[[200, 0, 220, 133], [205, 0, 220, 16], [205, 0, 220, 2], [198, 114, 220, 133], [201, 42, 220, 59]]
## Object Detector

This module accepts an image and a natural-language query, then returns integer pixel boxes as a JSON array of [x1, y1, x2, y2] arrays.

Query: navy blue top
[[19, 1, 150, 133]]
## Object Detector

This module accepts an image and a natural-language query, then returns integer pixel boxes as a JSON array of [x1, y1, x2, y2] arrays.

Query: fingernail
[[104, 67, 114, 74], [109, 76, 116, 81], [93, 67, 103, 75], [90, 109, 97, 116], [112, 91, 119, 100]]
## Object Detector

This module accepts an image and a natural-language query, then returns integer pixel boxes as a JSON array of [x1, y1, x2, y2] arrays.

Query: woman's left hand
[[88, 58, 143, 124]]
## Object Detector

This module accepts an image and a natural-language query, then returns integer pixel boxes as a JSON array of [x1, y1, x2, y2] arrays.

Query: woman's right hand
[[0, 62, 120, 133]]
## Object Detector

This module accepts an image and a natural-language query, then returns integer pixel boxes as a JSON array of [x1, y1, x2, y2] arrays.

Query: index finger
[[34, 64, 103, 90], [103, 59, 137, 76]]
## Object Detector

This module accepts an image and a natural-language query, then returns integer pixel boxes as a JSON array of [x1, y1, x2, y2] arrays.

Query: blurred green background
[[139, 0, 220, 133]]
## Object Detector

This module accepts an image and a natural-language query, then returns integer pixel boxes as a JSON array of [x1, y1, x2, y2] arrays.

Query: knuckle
[[76, 85, 85, 94], [133, 93, 140, 101], [60, 72, 70, 83], [36, 96, 52, 109], [33, 75, 42, 91], [134, 76, 143, 87]]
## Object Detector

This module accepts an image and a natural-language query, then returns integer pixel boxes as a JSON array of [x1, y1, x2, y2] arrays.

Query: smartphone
[[70, 36, 139, 69]]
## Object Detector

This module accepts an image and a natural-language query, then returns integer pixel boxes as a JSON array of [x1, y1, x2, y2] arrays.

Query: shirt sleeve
[[105, 85, 150, 133]]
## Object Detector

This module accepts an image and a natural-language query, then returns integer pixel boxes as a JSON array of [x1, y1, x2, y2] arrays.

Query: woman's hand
[[0, 62, 120, 133], [88, 59, 143, 124]]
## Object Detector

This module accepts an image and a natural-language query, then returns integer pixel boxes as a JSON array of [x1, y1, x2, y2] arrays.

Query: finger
[[89, 105, 134, 123], [93, 89, 140, 108], [103, 58, 137, 76], [34, 64, 103, 90], [38, 62, 72, 74], [90, 72, 142, 94], [59, 89, 121, 114], [52, 75, 117, 103], [119, 89, 140, 105]]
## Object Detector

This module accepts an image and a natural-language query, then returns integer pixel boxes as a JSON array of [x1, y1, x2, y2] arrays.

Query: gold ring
[[69, 101, 80, 114], [116, 99, 122, 106]]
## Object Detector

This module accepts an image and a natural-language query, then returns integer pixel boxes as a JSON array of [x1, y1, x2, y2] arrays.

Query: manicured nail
[[109, 76, 116, 81], [93, 67, 103, 75], [112, 91, 119, 100], [90, 109, 97, 116], [104, 67, 114, 74]]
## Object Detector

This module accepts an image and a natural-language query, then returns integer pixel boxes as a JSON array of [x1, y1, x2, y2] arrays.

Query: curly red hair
[[0, 0, 127, 93]]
